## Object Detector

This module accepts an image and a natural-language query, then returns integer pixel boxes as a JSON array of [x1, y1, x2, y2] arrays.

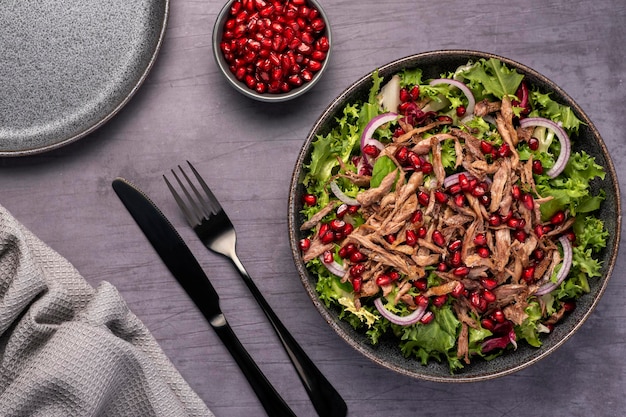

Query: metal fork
[[164, 161, 347, 417]]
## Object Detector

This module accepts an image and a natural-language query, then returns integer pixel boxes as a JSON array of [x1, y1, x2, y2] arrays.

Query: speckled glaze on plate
[[288, 50, 622, 382], [0, 0, 169, 157]]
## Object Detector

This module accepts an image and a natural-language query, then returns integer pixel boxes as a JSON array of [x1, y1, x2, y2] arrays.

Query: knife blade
[[112, 178, 296, 417]]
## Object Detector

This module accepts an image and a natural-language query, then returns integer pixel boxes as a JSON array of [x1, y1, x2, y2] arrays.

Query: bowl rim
[[211, 0, 333, 103], [288, 49, 622, 382]]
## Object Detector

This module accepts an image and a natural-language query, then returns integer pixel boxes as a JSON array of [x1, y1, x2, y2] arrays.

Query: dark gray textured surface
[[1, 0, 625, 416]]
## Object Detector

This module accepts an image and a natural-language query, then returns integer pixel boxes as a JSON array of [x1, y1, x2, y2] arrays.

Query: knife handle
[[210, 314, 297, 417]]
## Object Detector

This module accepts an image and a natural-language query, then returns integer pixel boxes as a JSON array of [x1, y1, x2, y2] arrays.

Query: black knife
[[112, 178, 297, 417]]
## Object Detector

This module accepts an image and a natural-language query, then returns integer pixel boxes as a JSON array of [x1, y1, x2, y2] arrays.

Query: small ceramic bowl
[[288, 50, 621, 382], [212, 0, 332, 102]]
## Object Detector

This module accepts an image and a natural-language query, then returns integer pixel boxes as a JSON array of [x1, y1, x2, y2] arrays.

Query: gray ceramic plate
[[0, 0, 169, 157], [288, 50, 621, 382]]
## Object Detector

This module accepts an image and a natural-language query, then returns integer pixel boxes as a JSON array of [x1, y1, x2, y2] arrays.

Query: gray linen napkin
[[0, 204, 213, 417]]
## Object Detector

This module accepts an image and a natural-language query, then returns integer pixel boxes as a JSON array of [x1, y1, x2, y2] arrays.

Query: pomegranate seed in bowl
[[213, 0, 332, 102]]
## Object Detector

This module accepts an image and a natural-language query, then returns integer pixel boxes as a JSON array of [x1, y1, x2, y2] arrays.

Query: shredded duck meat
[[361, 108, 565, 310]]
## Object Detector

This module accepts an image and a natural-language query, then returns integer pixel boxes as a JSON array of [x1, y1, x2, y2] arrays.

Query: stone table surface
[[1, 0, 625, 416]]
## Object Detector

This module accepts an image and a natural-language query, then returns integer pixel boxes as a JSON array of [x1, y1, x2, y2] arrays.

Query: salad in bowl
[[288, 51, 620, 381]]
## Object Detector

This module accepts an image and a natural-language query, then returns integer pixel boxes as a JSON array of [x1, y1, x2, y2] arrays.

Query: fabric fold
[[0, 204, 213, 417]]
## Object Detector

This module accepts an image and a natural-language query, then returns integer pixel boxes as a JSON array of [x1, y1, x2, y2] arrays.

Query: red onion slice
[[443, 171, 491, 189], [373, 297, 427, 326], [361, 112, 398, 152], [535, 235, 573, 296], [330, 180, 360, 206], [355, 156, 372, 176], [318, 255, 346, 277], [519, 117, 571, 178], [429, 78, 475, 122], [443, 171, 475, 189]]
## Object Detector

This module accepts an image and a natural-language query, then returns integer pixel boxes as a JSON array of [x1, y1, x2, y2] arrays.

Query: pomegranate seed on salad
[[405, 229, 418, 247], [302, 193, 317, 206], [528, 136, 540, 150], [298, 238, 310, 251], [297, 57, 607, 372], [473, 233, 487, 246]]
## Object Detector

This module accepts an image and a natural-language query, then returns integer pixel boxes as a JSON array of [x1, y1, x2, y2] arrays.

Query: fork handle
[[229, 254, 348, 417], [211, 315, 297, 417]]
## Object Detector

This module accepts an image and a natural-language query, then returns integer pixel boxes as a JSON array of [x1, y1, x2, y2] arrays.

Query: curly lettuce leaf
[[359, 70, 385, 130], [541, 217, 606, 309], [517, 302, 544, 348], [574, 216, 609, 253], [566, 215, 606, 294], [529, 90, 584, 133], [398, 67, 424, 88], [440, 139, 458, 172], [313, 260, 391, 342], [564, 150, 606, 182], [304, 70, 388, 191], [304, 105, 361, 187], [315, 263, 351, 307], [398, 68, 463, 111], [573, 246, 603, 279], [554, 265, 591, 299], [462, 58, 524, 100], [464, 116, 499, 141], [338, 296, 379, 328], [468, 325, 493, 352], [535, 151, 605, 219], [517, 143, 556, 172]]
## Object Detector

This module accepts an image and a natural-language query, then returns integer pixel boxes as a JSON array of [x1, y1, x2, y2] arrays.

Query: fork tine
[[178, 164, 216, 216], [186, 161, 223, 215], [171, 167, 209, 223], [163, 174, 199, 227]]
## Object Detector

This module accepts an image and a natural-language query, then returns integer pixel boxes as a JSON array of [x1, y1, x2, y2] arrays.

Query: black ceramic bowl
[[288, 50, 621, 382]]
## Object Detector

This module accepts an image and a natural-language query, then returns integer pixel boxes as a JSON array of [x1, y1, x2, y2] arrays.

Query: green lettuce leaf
[[440, 139, 458, 172], [572, 246, 603, 279], [398, 305, 462, 371], [314, 262, 351, 308], [574, 216, 608, 253], [462, 58, 524, 100], [529, 91, 584, 132], [517, 302, 544, 348], [304, 104, 362, 187], [312, 259, 393, 344], [535, 150, 605, 219], [563, 150, 606, 182], [358, 70, 384, 132], [399, 67, 424, 87], [370, 156, 397, 188]]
